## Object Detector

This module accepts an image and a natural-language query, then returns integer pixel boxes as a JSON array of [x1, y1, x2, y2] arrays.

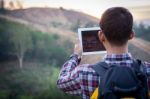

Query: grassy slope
[[0, 62, 80, 99], [0, 18, 79, 99]]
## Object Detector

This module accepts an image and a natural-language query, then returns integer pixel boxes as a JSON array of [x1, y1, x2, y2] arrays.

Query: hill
[[4, 7, 99, 42], [7, 7, 98, 27], [1, 7, 150, 63]]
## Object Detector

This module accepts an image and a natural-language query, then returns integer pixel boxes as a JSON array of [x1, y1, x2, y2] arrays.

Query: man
[[57, 7, 150, 99]]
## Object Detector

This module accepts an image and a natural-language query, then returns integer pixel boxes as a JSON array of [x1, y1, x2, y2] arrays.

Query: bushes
[[0, 17, 72, 67], [0, 17, 78, 99], [28, 31, 71, 66], [0, 62, 80, 99], [0, 90, 10, 99], [133, 23, 150, 41]]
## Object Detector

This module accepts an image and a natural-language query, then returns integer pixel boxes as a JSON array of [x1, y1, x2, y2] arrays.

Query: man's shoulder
[[142, 61, 150, 75], [143, 61, 150, 67], [76, 63, 99, 74], [77, 64, 99, 83]]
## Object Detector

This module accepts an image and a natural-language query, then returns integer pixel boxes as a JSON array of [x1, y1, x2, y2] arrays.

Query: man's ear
[[98, 31, 105, 42], [129, 31, 135, 40]]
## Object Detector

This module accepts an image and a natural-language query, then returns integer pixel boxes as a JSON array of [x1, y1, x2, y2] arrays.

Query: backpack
[[91, 60, 149, 99]]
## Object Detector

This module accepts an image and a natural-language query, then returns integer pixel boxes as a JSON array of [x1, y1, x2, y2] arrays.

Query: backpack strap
[[132, 59, 149, 99], [92, 62, 110, 99], [132, 59, 141, 71], [92, 61, 109, 77], [132, 59, 147, 75]]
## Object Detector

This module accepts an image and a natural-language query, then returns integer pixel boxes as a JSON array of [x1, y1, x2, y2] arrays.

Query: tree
[[0, 0, 4, 9], [8, 0, 23, 10], [0, 0, 5, 13], [9, 1, 15, 9], [16, 0, 23, 9], [10, 25, 32, 69]]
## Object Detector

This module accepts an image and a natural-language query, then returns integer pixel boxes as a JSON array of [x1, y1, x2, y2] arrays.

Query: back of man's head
[[100, 7, 133, 46]]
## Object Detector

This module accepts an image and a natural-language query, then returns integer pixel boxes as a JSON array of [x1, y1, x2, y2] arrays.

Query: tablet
[[78, 27, 106, 55]]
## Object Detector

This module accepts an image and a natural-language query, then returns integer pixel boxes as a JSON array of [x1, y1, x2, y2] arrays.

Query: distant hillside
[[9, 7, 97, 23], [7, 7, 98, 29], [129, 5, 150, 21], [1, 7, 149, 63], [4, 7, 99, 42]]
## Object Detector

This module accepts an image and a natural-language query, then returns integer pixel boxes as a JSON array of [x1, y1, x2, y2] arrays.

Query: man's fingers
[[74, 38, 82, 56]]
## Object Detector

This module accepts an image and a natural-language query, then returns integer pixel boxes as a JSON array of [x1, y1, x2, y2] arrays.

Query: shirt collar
[[103, 53, 133, 64]]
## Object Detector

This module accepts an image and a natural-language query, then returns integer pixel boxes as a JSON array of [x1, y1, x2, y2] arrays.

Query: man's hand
[[74, 40, 82, 57]]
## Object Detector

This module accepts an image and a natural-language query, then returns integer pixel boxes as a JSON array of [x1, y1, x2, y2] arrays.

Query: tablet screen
[[78, 27, 106, 55], [82, 30, 105, 52]]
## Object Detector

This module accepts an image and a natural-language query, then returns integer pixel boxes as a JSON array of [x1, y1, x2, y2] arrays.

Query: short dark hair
[[99, 7, 133, 46]]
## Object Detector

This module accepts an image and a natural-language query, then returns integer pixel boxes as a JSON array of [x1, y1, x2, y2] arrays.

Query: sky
[[5, 0, 150, 20]]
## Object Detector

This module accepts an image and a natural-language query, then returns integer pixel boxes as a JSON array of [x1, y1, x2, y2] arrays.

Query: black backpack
[[92, 60, 149, 99]]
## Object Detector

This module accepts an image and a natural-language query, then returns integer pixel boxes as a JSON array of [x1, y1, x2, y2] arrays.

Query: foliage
[[0, 17, 72, 67], [10, 23, 33, 54], [84, 21, 98, 28], [28, 31, 70, 66], [10, 20, 33, 68], [0, 62, 80, 99], [70, 19, 81, 32], [0, 18, 15, 60], [133, 23, 150, 41], [0, 17, 77, 98], [50, 21, 63, 27]]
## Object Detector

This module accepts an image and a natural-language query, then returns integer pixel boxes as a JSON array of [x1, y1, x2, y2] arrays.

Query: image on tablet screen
[[82, 30, 105, 52]]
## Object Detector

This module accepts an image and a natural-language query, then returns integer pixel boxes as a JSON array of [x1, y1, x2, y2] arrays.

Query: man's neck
[[106, 44, 128, 55]]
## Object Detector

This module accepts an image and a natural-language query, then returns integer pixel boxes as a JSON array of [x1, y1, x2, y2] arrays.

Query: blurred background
[[0, 0, 150, 99]]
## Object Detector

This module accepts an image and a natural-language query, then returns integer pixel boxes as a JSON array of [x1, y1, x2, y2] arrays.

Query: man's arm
[[144, 62, 150, 76], [144, 62, 150, 90], [57, 41, 82, 95], [57, 54, 81, 95]]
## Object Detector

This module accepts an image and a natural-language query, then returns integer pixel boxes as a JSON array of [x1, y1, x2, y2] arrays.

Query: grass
[[0, 61, 81, 99]]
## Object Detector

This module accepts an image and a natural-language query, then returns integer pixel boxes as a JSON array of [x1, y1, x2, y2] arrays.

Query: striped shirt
[[57, 53, 150, 99]]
